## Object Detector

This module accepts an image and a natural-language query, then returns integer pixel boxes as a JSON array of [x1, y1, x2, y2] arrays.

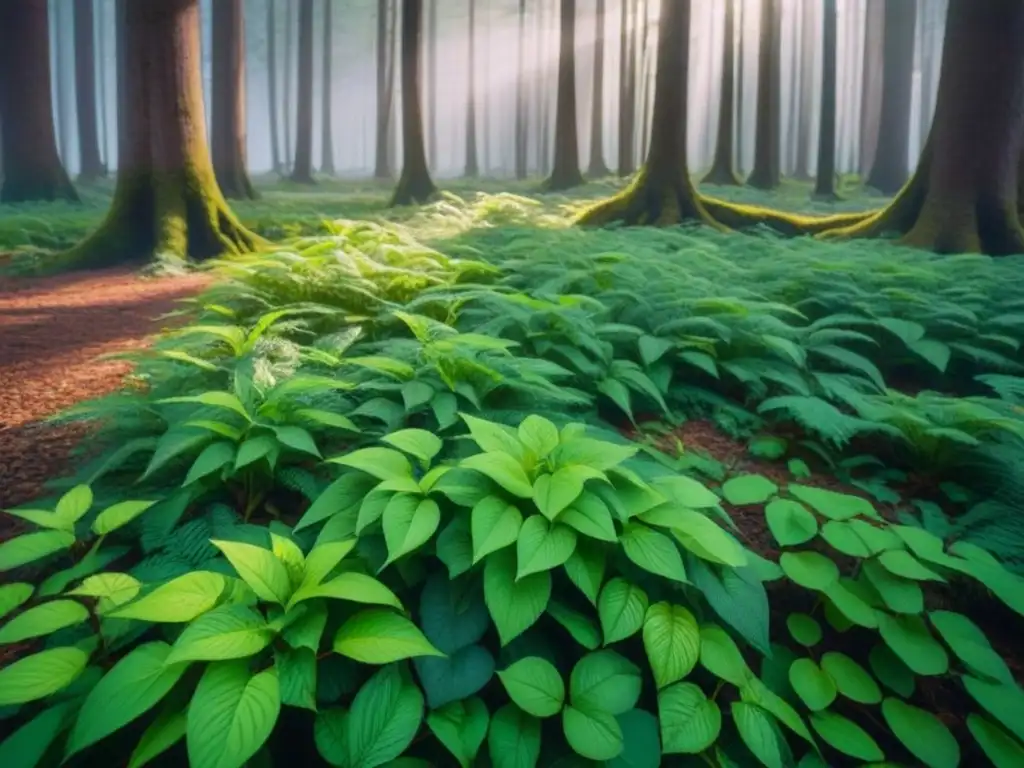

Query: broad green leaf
[[436, 516, 474, 578], [788, 659, 836, 711], [166, 605, 274, 664], [282, 601, 328, 651], [0, 700, 77, 768], [786, 614, 822, 646], [67, 642, 189, 755], [0, 647, 89, 706], [563, 540, 606, 605], [516, 517, 577, 579], [295, 473, 376, 532], [560, 491, 618, 542], [55, 485, 93, 523], [275, 646, 316, 711], [298, 539, 356, 590], [732, 702, 789, 768], [382, 495, 440, 566], [184, 441, 236, 485], [161, 391, 250, 419], [881, 697, 959, 768], [658, 682, 722, 754], [562, 704, 623, 760], [313, 708, 349, 765], [0, 531, 75, 572], [270, 533, 305, 588], [765, 500, 818, 547], [0, 600, 89, 644], [91, 500, 157, 535], [569, 650, 641, 715], [642, 602, 699, 689], [598, 578, 648, 645], [461, 414, 527, 460], [427, 698, 489, 768], [332, 609, 443, 663], [650, 475, 719, 508], [401, 380, 435, 411], [878, 549, 945, 582], [498, 657, 565, 718], [553, 437, 637, 472], [461, 452, 534, 498], [128, 708, 186, 768], [488, 704, 541, 768], [862, 559, 923, 614], [234, 435, 277, 470], [290, 572, 402, 611], [780, 551, 839, 591], [547, 600, 601, 650], [738, 676, 815, 747], [414, 646, 495, 710], [417, 571, 489, 654], [534, 465, 595, 521], [619, 523, 688, 582], [876, 612, 948, 676], [819, 652, 881, 704], [968, 714, 1024, 768], [518, 415, 560, 459], [868, 644, 916, 698], [722, 475, 778, 506], [382, 429, 443, 464], [346, 665, 424, 767], [0, 583, 33, 621], [809, 711, 884, 762], [788, 484, 879, 520], [699, 624, 752, 686], [211, 540, 292, 605], [607, 708, 659, 768], [356, 488, 393, 534], [690, 561, 771, 656], [670, 509, 747, 566], [329, 447, 414, 482], [929, 611, 1012, 683], [963, 675, 1024, 742], [472, 496, 524, 563], [187, 661, 280, 768], [484, 549, 551, 646], [820, 521, 871, 558]]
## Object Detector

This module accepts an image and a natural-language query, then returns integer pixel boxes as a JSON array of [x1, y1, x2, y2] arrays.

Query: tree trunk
[[586, 0, 609, 177], [426, 0, 437, 170], [267, 0, 281, 174], [284, 1, 294, 170], [543, 0, 584, 191], [866, 0, 916, 194], [515, 0, 528, 179], [116, 0, 127, 161], [0, 0, 78, 203], [747, 0, 780, 190], [74, 0, 105, 181], [858, 0, 884, 181], [813, 0, 838, 200], [321, 0, 335, 175], [60, 0, 259, 268], [290, 0, 315, 183], [792, 0, 816, 180], [374, 0, 395, 178], [54, 0, 71, 169], [616, 0, 635, 176], [703, 0, 740, 185], [390, 0, 438, 205], [211, 0, 256, 199], [638, 0, 652, 161], [97, 0, 110, 169], [465, 0, 479, 177]]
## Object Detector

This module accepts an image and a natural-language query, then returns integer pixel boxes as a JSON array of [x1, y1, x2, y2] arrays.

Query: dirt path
[[0, 268, 209, 511]]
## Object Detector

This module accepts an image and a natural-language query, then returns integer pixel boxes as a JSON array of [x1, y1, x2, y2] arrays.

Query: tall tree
[[391, 0, 438, 205], [267, 0, 281, 173], [426, 0, 438, 169], [515, 0, 528, 179], [813, 0, 838, 200], [465, 0, 479, 177], [98, 0, 110, 168], [74, 0, 106, 181], [284, 1, 294, 168], [0, 0, 78, 202], [291, 0, 315, 183], [747, 0, 780, 190], [61, 0, 258, 268], [791, 1, 816, 181], [54, 0, 71, 168], [866, 0, 917, 194], [544, 0, 584, 190], [858, 0, 884, 180], [374, 0, 396, 178], [321, 0, 335, 175], [211, 0, 255, 199], [587, 0, 609, 177], [616, 0, 636, 176], [703, 0, 740, 185]]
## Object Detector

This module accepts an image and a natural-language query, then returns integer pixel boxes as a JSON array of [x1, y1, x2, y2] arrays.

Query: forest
[[2, 0, 1024, 767]]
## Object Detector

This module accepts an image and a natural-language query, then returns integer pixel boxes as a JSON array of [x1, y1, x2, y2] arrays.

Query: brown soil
[[0, 268, 208, 517]]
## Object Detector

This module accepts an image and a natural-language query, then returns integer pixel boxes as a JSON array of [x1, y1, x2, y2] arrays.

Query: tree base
[[542, 169, 586, 193], [1, 170, 80, 204], [701, 165, 742, 186], [389, 170, 438, 207], [587, 162, 611, 179]]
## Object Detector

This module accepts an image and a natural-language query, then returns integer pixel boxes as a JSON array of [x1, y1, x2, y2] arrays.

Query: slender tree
[[267, 0, 282, 173], [291, 0, 315, 183], [858, 0, 884, 181], [54, 0, 71, 168], [543, 0, 584, 191], [60, 0, 259, 268], [587, 0, 609, 177], [866, 0, 917, 194], [321, 0, 335, 175], [284, 1, 294, 167], [211, 0, 256, 199], [0, 0, 78, 203], [391, 0, 438, 205], [74, 0, 106, 181], [374, 0, 396, 178], [465, 0, 479, 177], [426, 0, 438, 169], [791, 0, 816, 181], [98, 0, 110, 168], [813, 0, 838, 200], [747, 0, 780, 190], [703, 0, 740, 185], [515, 0, 528, 179], [616, 0, 635, 176]]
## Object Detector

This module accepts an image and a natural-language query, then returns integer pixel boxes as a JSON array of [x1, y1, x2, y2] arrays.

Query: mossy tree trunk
[[813, 0, 838, 200], [616, 0, 636, 177], [0, 0, 78, 203], [390, 0, 438, 206], [543, 0, 584, 191], [291, 0, 316, 183], [515, 0, 528, 179], [747, 0, 780, 190], [267, 0, 282, 174], [465, 0, 479, 177], [865, 0, 916, 194], [74, 0, 106, 182], [321, 0, 335, 175], [586, 0, 609, 178], [60, 0, 260, 268], [212, 0, 257, 200], [703, 0, 740, 186]]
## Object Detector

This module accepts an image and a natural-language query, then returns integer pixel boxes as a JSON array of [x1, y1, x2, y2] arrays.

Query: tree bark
[[858, 0, 884, 180], [284, 1, 294, 169], [515, 0, 528, 179], [60, 0, 259, 268], [813, 0, 838, 200], [703, 0, 740, 186], [747, 0, 781, 190], [616, 0, 635, 176], [543, 0, 584, 191], [290, 0, 315, 183], [866, 0, 917, 194], [54, 0, 71, 169], [390, 0, 438, 205], [266, 0, 282, 174], [465, 0, 479, 177], [586, 0, 609, 177], [98, 0, 110, 169], [211, 0, 256, 199], [74, 0, 105, 181], [792, 0, 816, 180], [374, 0, 395, 178], [638, 0, 652, 161], [116, 0, 127, 163], [426, 0, 438, 170], [321, 0, 335, 175], [0, 0, 78, 203]]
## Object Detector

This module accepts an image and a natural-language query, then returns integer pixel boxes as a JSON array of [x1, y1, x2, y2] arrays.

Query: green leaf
[[809, 711, 884, 762], [699, 624, 752, 686], [461, 453, 533, 498], [909, 338, 951, 372], [876, 612, 949, 676], [461, 414, 527, 460], [786, 613, 821, 646], [547, 600, 601, 650], [487, 704, 541, 768], [820, 520, 871, 557], [670, 508, 747, 566], [382, 429, 443, 464], [788, 658, 836, 711], [868, 644, 916, 698], [788, 484, 879, 520], [738, 676, 815, 747], [968, 714, 1024, 768], [415, 645, 495, 709], [658, 682, 721, 754], [211, 540, 292, 605], [642, 602, 700, 689], [498, 657, 565, 718], [765, 500, 818, 547], [166, 605, 274, 664], [332, 609, 444, 663], [560, 491, 618, 542], [128, 707, 186, 768], [569, 650, 641, 715], [0, 647, 89, 706], [607, 708, 659, 768], [187, 661, 280, 768], [878, 549, 945, 581], [690, 561, 771, 656], [516, 517, 577, 579], [819, 652, 881, 704], [290, 572, 402, 612], [67, 642, 188, 756], [518, 415, 560, 459], [722, 475, 778, 506], [382, 495, 440, 566], [273, 425, 321, 458], [296, 473, 376, 532], [562, 704, 623, 760], [233, 435, 277, 471], [963, 675, 1024, 742], [0, 531, 75, 572], [427, 698, 489, 768], [346, 665, 424, 768], [533, 465, 595, 521], [0, 583, 33, 621], [329, 447, 414, 482], [436, 516, 474, 578], [651, 475, 719, 508], [619, 523, 687, 582], [748, 435, 788, 460], [598, 578, 648, 645], [275, 647, 316, 711], [780, 551, 839, 591], [862, 558, 923, 614], [184, 441, 236, 485], [732, 702, 789, 768], [881, 697, 959, 768], [484, 549, 551, 646], [55, 485, 93, 523], [91, 500, 157, 535], [472, 496, 524, 563], [553, 437, 637, 472], [564, 540, 606, 605], [0, 600, 89, 644], [0, 701, 77, 768]]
